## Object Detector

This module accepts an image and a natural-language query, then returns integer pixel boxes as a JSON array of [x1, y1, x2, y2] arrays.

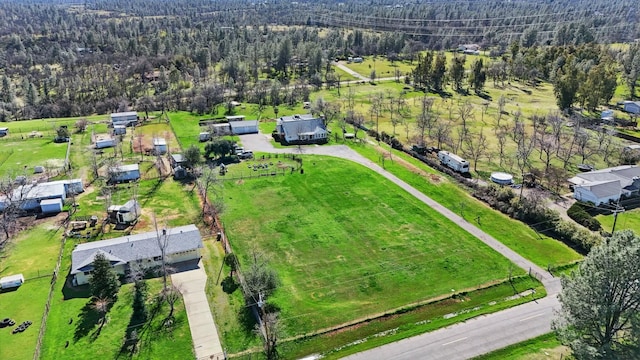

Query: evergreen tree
[[432, 52, 447, 92], [469, 58, 487, 93], [90, 252, 120, 300], [449, 55, 466, 92]]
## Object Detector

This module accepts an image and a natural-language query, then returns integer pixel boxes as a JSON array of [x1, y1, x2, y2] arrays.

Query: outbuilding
[[0, 274, 24, 289], [108, 199, 141, 224], [229, 120, 259, 135], [490, 172, 514, 185], [95, 135, 116, 149], [110, 111, 138, 126], [153, 138, 167, 155], [623, 101, 640, 115], [113, 125, 126, 135], [0, 128, 8, 137], [110, 164, 140, 183], [40, 198, 63, 214]]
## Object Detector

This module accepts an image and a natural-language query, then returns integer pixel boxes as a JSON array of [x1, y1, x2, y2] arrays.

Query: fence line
[[32, 217, 70, 360]]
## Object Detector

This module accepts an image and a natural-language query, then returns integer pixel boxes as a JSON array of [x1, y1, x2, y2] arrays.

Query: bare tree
[[516, 134, 536, 197], [92, 297, 112, 335], [370, 92, 384, 135], [416, 96, 435, 145], [496, 95, 507, 127], [197, 166, 222, 218], [153, 216, 170, 293], [0, 177, 32, 247], [351, 112, 365, 139], [495, 127, 508, 168], [433, 121, 451, 150], [456, 100, 474, 134], [548, 112, 565, 155], [464, 128, 488, 173], [575, 128, 596, 164]]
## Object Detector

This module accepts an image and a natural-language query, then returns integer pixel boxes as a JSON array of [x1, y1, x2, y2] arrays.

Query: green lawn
[[41, 239, 193, 360], [351, 142, 583, 268], [0, 137, 68, 177], [0, 224, 65, 360], [341, 57, 415, 79], [473, 332, 569, 360], [596, 208, 640, 234], [221, 155, 521, 338]]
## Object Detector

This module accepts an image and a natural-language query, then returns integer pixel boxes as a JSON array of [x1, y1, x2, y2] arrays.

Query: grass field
[[221, 155, 521, 338], [341, 57, 415, 79], [351, 141, 583, 268], [473, 332, 569, 360], [596, 208, 640, 234], [0, 137, 68, 177], [0, 223, 66, 360]]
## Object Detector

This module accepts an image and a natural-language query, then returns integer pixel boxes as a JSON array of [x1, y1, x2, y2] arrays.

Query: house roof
[[577, 180, 622, 198], [115, 164, 139, 173], [111, 111, 138, 118], [229, 120, 259, 129], [71, 224, 203, 275], [277, 115, 325, 137]]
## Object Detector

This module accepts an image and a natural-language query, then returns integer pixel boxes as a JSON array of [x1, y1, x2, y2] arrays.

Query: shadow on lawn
[[116, 291, 164, 359], [74, 301, 100, 341]]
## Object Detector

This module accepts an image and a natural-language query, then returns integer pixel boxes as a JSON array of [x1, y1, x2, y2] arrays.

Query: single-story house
[[275, 114, 328, 145], [169, 154, 186, 168], [95, 134, 116, 149], [569, 165, 640, 205], [113, 125, 126, 135], [111, 164, 140, 183], [108, 199, 141, 224], [0, 128, 8, 137], [229, 120, 259, 135], [153, 138, 167, 155], [40, 198, 63, 214], [110, 111, 138, 126], [70, 224, 203, 285], [623, 101, 640, 115]]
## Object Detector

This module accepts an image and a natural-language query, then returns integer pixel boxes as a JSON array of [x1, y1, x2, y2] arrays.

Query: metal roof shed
[[40, 198, 63, 214]]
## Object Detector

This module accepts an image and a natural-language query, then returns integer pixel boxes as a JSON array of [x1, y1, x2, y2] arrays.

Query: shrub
[[567, 203, 602, 231]]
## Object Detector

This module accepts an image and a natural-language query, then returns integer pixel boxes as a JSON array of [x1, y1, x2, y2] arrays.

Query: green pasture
[[341, 57, 415, 79], [0, 225, 65, 360], [0, 137, 68, 177], [41, 238, 193, 360], [473, 332, 568, 360], [352, 142, 583, 268], [596, 208, 640, 234], [221, 155, 520, 337]]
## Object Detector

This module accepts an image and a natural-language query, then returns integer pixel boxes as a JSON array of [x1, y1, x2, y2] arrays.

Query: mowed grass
[[473, 332, 569, 360], [221, 156, 519, 336], [0, 224, 65, 360], [41, 238, 193, 360], [0, 137, 68, 176], [596, 208, 640, 234], [352, 142, 583, 268]]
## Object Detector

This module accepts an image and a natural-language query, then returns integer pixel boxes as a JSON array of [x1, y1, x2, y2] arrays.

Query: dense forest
[[0, 0, 639, 120]]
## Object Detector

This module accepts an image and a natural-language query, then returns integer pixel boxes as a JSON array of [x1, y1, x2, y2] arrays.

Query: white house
[[110, 112, 138, 126], [70, 224, 203, 285], [111, 164, 140, 183], [153, 138, 167, 155], [569, 165, 640, 205], [229, 120, 259, 135], [275, 114, 328, 145], [623, 101, 640, 115]]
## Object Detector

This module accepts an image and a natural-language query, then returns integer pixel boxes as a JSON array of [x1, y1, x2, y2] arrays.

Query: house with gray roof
[[71, 224, 203, 285], [275, 114, 328, 145], [569, 165, 640, 205]]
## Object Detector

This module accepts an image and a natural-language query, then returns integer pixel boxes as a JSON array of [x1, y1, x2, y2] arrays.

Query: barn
[[229, 120, 259, 135], [111, 164, 140, 183]]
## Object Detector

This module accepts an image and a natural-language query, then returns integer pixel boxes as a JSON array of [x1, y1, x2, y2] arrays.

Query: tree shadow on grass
[[117, 293, 164, 359], [221, 275, 239, 294], [74, 301, 100, 341], [62, 276, 91, 300], [238, 305, 259, 336]]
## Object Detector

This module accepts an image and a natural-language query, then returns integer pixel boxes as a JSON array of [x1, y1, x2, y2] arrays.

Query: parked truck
[[437, 150, 470, 174]]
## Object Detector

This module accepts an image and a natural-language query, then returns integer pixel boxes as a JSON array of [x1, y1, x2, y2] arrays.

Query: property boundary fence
[[32, 219, 69, 360]]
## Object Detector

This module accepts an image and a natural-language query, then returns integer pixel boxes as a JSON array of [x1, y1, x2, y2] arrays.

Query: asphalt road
[[345, 295, 558, 360], [239, 134, 562, 359]]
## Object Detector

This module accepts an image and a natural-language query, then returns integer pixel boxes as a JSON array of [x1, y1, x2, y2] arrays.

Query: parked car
[[238, 151, 253, 159]]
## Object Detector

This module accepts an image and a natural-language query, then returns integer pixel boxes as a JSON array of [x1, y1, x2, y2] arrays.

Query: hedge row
[[567, 203, 602, 231]]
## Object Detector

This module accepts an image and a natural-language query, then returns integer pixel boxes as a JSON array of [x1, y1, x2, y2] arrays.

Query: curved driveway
[[239, 133, 561, 359]]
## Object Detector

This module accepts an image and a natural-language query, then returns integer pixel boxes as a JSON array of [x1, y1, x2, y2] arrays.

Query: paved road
[[171, 261, 225, 360], [240, 133, 561, 359], [346, 296, 558, 360]]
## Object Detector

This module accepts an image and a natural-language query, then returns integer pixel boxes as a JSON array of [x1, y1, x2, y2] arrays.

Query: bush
[[567, 203, 602, 231]]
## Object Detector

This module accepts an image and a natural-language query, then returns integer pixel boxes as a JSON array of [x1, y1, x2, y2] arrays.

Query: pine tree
[[90, 252, 120, 300]]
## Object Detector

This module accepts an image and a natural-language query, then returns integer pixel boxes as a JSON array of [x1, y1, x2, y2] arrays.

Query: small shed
[[40, 198, 63, 214], [113, 125, 126, 135], [108, 199, 141, 224], [229, 120, 259, 135], [34, 165, 45, 174], [0, 127, 8, 137], [170, 154, 186, 168], [199, 132, 211, 142], [623, 101, 640, 115], [0, 274, 24, 289], [95, 135, 116, 149], [153, 138, 167, 155]]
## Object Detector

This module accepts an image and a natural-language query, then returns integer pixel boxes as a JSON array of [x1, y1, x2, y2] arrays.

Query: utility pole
[[611, 205, 625, 234]]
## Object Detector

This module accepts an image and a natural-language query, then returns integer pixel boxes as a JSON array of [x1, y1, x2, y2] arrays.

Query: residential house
[[110, 164, 140, 183], [70, 224, 203, 285], [275, 114, 328, 145], [229, 120, 259, 135], [110, 112, 139, 127], [568, 165, 640, 205]]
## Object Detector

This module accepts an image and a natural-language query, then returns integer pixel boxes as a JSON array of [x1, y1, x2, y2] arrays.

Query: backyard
[[221, 155, 523, 338]]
